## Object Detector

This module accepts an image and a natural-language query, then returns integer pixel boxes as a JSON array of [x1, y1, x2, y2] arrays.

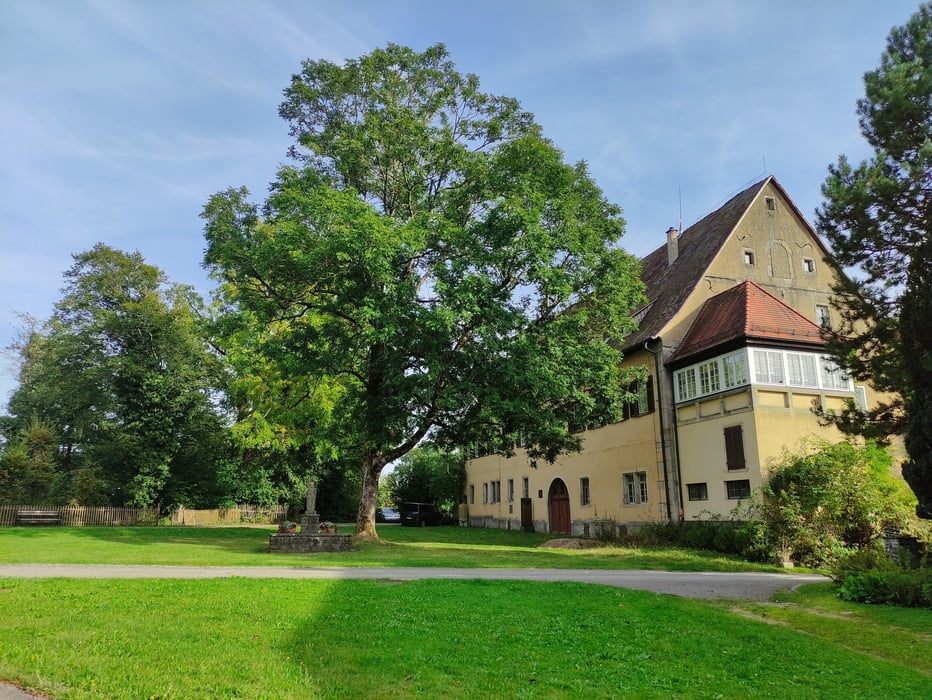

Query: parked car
[[376, 507, 400, 523], [400, 502, 442, 527]]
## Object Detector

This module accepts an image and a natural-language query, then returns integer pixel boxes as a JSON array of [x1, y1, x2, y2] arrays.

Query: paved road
[[0, 563, 828, 600]]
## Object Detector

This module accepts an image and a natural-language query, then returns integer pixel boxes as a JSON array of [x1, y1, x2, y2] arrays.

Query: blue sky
[[0, 0, 920, 407]]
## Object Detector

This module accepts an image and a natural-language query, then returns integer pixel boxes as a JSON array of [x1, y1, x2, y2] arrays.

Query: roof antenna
[[678, 186, 683, 234]]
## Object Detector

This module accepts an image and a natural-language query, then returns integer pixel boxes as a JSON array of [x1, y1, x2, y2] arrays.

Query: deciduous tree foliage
[[4, 245, 227, 508], [384, 445, 465, 512], [816, 4, 932, 518], [202, 44, 645, 537]]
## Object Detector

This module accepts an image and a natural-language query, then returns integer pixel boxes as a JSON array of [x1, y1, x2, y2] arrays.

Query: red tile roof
[[667, 280, 825, 366], [622, 175, 833, 352]]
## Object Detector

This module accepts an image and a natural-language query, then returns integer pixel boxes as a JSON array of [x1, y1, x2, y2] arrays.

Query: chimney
[[666, 227, 679, 266]]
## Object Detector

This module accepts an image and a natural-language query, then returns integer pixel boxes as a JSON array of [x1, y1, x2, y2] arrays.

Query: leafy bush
[[638, 506, 773, 563], [762, 439, 914, 567], [837, 566, 932, 607], [833, 548, 932, 608]]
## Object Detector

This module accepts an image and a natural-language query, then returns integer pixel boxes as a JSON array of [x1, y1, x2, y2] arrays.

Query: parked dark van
[[400, 502, 441, 526]]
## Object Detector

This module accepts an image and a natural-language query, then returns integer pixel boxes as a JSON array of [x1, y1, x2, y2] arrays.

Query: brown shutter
[[724, 425, 746, 470]]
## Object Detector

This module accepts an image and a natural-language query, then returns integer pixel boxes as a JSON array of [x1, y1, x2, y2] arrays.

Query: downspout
[[644, 338, 679, 523]]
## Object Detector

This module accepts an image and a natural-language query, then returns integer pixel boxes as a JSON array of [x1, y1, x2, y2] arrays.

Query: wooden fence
[[0, 505, 159, 527], [0, 504, 288, 527], [169, 504, 288, 526]]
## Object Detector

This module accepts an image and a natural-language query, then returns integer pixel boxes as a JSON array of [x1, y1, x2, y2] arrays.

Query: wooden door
[[548, 479, 570, 533], [520, 497, 534, 533]]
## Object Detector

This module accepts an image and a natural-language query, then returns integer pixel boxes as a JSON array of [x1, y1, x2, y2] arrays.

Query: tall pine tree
[[816, 4, 932, 518]]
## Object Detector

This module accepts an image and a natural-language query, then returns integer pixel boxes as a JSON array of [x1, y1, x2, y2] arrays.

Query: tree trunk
[[355, 449, 385, 538]]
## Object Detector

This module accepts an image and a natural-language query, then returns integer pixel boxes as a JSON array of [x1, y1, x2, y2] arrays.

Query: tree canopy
[[383, 445, 465, 513], [816, 4, 932, 518], [2, 244, 228, 508], [202, 44, 645, 537]]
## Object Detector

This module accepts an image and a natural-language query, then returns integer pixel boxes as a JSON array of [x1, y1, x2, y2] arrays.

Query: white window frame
[[699, 359, 721, 395], [785, 352, 818, 388], [722, 351, 748, 388], [815, 305, 831, 328], [754, 349, 785, 385], [675, 348, 853, 404], [623, 471, 648, 505], [676, 367, 698, 402]]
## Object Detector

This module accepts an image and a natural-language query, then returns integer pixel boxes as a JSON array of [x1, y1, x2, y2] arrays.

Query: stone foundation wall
[[269, 533, 354, 553]]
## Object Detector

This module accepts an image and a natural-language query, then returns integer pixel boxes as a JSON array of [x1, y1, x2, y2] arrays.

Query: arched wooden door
[[548, 479, 571, 533]]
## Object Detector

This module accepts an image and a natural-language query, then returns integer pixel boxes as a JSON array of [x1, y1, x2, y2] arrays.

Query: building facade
[[464, 176, 883, 534]]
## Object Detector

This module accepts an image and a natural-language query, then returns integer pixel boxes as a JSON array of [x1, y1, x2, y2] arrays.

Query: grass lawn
[[2, 525, 928, 698], [0, 524, 788, 571], [2, 577, 930, 699]]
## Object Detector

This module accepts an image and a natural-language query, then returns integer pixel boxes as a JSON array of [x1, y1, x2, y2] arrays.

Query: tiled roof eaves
[[666, 280, 827, 367]]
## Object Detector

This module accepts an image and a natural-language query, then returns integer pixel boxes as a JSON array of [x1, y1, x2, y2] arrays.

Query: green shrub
[[838, 567, 932, 607], [834, 549, 932, 608], [762, 439, 914, 568]]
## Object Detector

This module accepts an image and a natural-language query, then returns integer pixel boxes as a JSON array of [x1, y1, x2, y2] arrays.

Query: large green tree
[[4, 244, 228, 508], [202, 44, 645, 537], [384, 445, 465, 513], [816, 4, 932, 518]]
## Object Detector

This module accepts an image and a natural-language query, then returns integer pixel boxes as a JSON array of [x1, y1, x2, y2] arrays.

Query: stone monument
[[268, 478, 353, 554], [300, 480, 320, 533]]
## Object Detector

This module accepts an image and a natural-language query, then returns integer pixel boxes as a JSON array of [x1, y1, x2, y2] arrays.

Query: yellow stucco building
[[465, 176, 882, 534]]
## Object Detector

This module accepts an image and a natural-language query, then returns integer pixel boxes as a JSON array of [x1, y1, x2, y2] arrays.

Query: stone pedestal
[[269, 532, 353, 554], [301, 513, 320, 532]]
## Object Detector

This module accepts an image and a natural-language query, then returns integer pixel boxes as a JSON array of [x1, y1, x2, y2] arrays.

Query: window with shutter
[[724, 425, 746, 471]]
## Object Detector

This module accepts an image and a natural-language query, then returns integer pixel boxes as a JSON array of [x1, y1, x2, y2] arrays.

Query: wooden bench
[[14, 510, 61, 526]]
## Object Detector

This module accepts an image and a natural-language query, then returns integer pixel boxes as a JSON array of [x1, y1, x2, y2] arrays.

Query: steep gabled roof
[[622, 175, 828, 352], [666, 280, 825, 367]]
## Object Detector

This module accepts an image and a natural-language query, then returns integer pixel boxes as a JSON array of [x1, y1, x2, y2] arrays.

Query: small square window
[[726, 479, 751, 500], [743, 250, 755, 266], [687, 483, 708, 501], [765, 196, 776, 211], [803, 258, 816, 273]]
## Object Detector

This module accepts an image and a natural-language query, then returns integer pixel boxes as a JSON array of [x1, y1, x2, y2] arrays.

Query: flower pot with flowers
[[278, 520, 297, 533], [318, 521, 338, 534]]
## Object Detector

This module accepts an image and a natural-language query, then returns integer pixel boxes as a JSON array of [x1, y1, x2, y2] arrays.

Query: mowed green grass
[[2, 526, 928, 698], [1, 577, 929, 699], [0, 525, 785, 571]]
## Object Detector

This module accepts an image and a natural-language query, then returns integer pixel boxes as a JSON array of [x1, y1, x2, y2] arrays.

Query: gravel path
[[0, 563, 828, 600]]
